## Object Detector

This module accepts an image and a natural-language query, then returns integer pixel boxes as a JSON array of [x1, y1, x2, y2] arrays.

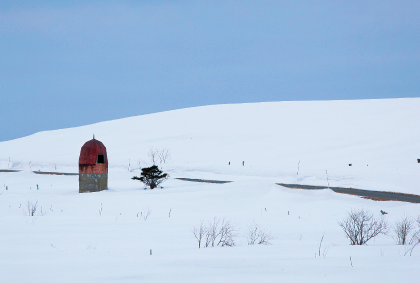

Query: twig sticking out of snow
[[318, 232, 325, 257]]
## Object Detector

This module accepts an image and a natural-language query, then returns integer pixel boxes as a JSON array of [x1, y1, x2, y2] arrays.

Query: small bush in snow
[[148, 147, 171, 165], [192, 221, 206, 248], [148, 148, 158, 165], [394, 216, 414, 245], [27, 201, 38, 216], [142, 207, 152, 220], [338, 208, 388, 245], [158, 148, 171, 164], [247, 222, 273, 245], [132, 165, 169, 189], [402, 217, 420, 256], [192, 217, 237, 248], [408, 215, 420, 245]]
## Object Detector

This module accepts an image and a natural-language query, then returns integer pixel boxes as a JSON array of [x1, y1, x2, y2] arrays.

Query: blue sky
[[0, 0, 419, 142]]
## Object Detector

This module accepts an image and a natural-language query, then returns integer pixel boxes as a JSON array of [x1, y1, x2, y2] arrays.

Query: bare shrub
[[409, 215, 420, 245], [218, 219, 237, 247], [394, 216, 414, 245], [27, 201, 38, 216], [192, 217, 237, 248], [158, 148, 171, 164], [258, 230, 273, 245], [204, 227, 212, 248], [147, 148, 171, 165], [417, 215, 420, 233], [192, 221, 206, 248], [142, 207, 151, 220], [338, 208, 388, 245], [403, 216, 420, 256], [405, 219, 420, 256], [404, 240, 420, 256], [247, 222, 273, 245], [410, 231, 420, 245], [247, 223, 260, 245], [205, 217, 221, 247], [148, 148, 158, 165]]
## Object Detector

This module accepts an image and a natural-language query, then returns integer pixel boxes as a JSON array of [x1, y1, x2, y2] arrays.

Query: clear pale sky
[[1, 0, 419, 142]]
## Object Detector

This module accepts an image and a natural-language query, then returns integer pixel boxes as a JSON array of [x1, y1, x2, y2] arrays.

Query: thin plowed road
[[175, 178, 232, 184], [277, 183, 420, 204]]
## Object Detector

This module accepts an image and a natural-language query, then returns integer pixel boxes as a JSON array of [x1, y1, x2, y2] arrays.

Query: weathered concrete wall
[[79, 173, 108, 193], [79, 164, 108, 174]]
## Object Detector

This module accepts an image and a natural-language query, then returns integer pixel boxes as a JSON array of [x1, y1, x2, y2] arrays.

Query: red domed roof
[[79, 138, 108, 165]]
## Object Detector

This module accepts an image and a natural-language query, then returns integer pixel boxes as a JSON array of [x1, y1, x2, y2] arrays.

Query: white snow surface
[[1, 98, 419, 282]]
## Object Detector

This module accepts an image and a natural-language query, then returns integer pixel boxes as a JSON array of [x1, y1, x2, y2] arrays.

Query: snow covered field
[[1, 98, 419, 282]]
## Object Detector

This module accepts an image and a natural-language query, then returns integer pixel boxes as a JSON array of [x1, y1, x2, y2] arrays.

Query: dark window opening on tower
[[97, 154, 105, 164]]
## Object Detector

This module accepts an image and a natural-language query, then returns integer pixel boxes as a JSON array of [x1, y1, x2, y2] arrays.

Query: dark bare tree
[[338, 208, 388, 245]]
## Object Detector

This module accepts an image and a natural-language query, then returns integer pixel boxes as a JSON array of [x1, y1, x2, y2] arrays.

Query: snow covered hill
[[0, 98, 419, 282], [1, 98, 420, 193]]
